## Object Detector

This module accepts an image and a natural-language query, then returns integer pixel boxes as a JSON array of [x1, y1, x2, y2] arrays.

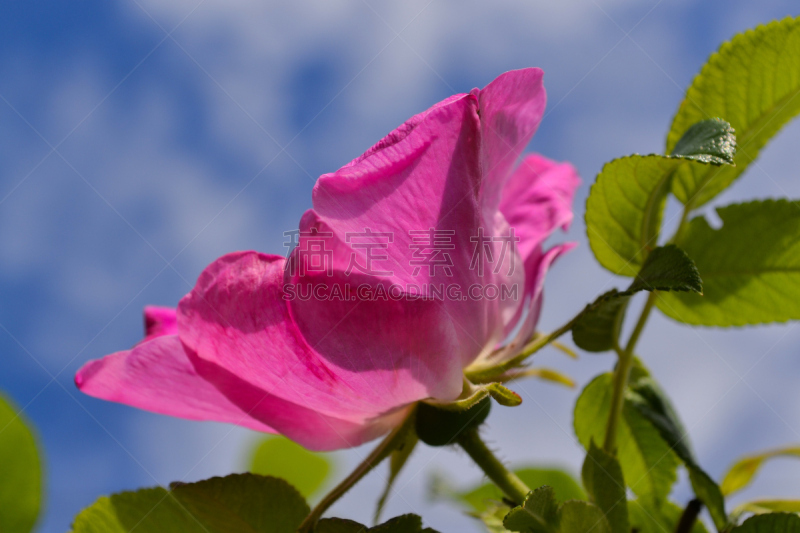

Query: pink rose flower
[[75, 68, 579, 451]]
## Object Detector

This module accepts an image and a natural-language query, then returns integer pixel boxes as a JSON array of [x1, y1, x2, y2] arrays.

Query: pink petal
[[142, 306, 177, 342], [75, 335, 274, 433], [476, 68, 546, 215], [500, 154, 580, 263], [286, 226, 471, 403], [304, 91, 506, 364], [76, 335, 402, 451], [177, 251, 451, 426], [186, 350, 409, 451], [515, 243, 576, 341], [343, 93, 467, 170], [493, 242, 576, 361], [310, 92, 482, 288]]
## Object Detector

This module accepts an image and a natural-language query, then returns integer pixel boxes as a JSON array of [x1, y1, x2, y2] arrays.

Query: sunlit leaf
[[71, 474, 309, 533], [574, 374, 679, 506], [734, 499, 800, 516], [659, 200, 800, 326], [721, 445, 800, 496], [249, 436, 333, 499], [586, 129, 734, 277], [667, 16, 800, 208], [0, 393, 42, 533], [581, 442, 628, 533]]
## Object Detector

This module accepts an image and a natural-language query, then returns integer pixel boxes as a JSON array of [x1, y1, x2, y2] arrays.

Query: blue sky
[[1, 1, 800, 531]]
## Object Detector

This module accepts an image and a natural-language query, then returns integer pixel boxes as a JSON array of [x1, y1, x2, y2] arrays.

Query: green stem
[[297, 409, 415, 533], [457, 428, 530, 504], [603, 292, 656, 453]]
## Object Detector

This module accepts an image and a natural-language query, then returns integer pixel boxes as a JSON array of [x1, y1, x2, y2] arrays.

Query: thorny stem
[[603, 291, 657, 453], [456, 428, 530, 505], [297, 408, 416, 533]]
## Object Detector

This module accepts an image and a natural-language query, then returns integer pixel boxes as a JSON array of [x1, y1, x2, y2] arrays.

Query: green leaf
[[0, 393, 42, 533], [571, 290, 629, 353], [581, 442, 628, 533], [628, 499, 709, 533], [511, 469, 587, 505], [586, 151, 732, 277], [456, 467, 586, 514], [249, 436, 333, 499], [476, 503, 511, 533], [316, 514, 440, 533], [574, 374, 679, 506], [375, 423, 419, 523], [572, 245, 701, 352], [71, 474, 309, 533], [667, 16, 800, 208], [628, 244, 703, 294], [731, 513, 800, 533], [658, 200, 800, 326], [503, 489, 611, 533], [503, 486, 559, 533], [670, 118, 737, 165], [626, 377, 696, 467], [558, 500, 611, 533], [688, 469, 727, 532], [734, 500, 800, 516], [721, 445, 800, 496], [625, 375, 727, 531]]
